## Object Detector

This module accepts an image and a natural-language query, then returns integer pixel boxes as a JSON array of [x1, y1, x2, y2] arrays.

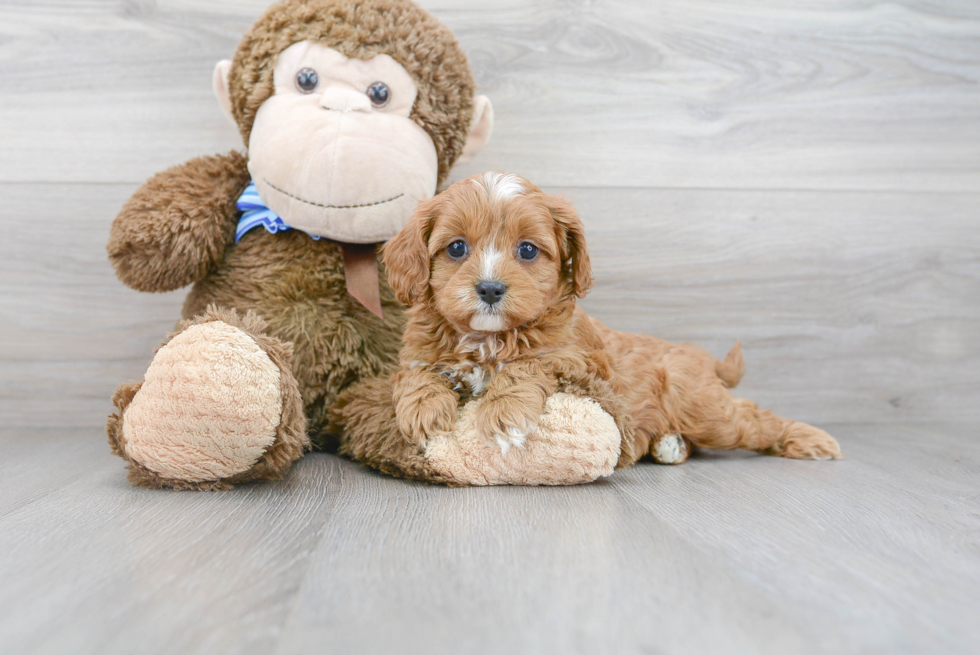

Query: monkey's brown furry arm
[[107, 151, 250, 292]]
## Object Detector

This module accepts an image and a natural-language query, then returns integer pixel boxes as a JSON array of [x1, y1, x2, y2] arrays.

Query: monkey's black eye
[[366, 82, 391, 107], [518, 243, 539, 261], [296, 68, 319, 93], [446, 240, 468, 260]]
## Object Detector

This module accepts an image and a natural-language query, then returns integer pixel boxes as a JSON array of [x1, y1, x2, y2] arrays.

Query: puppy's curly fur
[[382, 172, 841, 464]]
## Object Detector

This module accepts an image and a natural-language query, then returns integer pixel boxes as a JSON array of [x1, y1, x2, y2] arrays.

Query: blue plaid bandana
[[235, 181, 321, 243]]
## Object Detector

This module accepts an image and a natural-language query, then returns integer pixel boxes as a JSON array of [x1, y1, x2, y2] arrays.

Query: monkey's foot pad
[[121, 321, 285, 483], [425, 393, 621, 486]]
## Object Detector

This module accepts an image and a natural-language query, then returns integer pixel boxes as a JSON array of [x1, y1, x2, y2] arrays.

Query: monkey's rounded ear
[[547, 196, 593, 298], [456, 96, 493, 164], [213, 60, 234, 124], [381, 198, 440, 306]]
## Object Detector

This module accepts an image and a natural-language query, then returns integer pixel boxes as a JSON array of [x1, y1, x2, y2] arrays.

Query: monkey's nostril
[[475, 280, 507, 306]]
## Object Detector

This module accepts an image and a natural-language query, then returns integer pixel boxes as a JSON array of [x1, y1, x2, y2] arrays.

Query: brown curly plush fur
[[108, 153, 406, 441], [228, 0, 476, 186], [181, 215, 405, 435], [107, 152, 249, 293], [107, 307, 309, 490]]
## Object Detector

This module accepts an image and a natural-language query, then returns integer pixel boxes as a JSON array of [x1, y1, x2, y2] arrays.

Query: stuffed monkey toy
[[106, 0, 625, 490]]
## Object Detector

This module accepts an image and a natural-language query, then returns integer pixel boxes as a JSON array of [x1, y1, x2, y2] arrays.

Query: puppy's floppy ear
[[545, 195, 593, 298], [382, 196, 439, 305]]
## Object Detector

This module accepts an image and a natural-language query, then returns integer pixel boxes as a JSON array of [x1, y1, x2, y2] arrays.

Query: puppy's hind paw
[[776, 423, 842, 460], [651, 433, 691, 465]]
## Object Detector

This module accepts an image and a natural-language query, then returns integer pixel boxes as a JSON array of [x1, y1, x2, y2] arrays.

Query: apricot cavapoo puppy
[[381, 171, 841, 465]]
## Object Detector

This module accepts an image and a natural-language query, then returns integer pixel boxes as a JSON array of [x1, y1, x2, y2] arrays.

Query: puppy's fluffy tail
[[715, 340, 744, 388]]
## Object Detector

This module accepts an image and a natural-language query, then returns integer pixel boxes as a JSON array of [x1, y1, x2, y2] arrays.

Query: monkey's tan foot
[[106, 307, 308, 490], [768, 422, 842, 461], [425, 393, 621, 485], [650, 433, 693, 465]]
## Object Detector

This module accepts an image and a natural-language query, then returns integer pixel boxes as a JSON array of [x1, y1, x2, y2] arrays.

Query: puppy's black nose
[[476, 280, 507, 306]]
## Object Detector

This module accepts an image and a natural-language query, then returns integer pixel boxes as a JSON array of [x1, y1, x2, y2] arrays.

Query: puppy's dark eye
[[296, 68, 319, 93], [518, 242, 539, 261], [447, 240, 468, 260], [366, 82, 391, 107]]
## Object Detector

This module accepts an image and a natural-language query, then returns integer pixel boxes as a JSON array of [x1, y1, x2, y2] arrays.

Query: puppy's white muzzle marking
[[468, 245, 507, 332], [470, 313, 506, 332]]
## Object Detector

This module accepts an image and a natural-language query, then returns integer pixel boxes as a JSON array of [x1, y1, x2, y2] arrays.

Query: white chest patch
[[438, 361, 490, 395], [462, 365, 489, 395], [458, 332, 505, 362]]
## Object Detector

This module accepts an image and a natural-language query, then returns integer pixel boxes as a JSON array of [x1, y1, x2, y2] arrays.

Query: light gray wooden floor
[[1, 1, 978, 653]]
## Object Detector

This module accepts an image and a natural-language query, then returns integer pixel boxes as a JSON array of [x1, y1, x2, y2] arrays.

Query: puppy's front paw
[[474, 398, 541, 456], [395, 385, 458, 444]]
